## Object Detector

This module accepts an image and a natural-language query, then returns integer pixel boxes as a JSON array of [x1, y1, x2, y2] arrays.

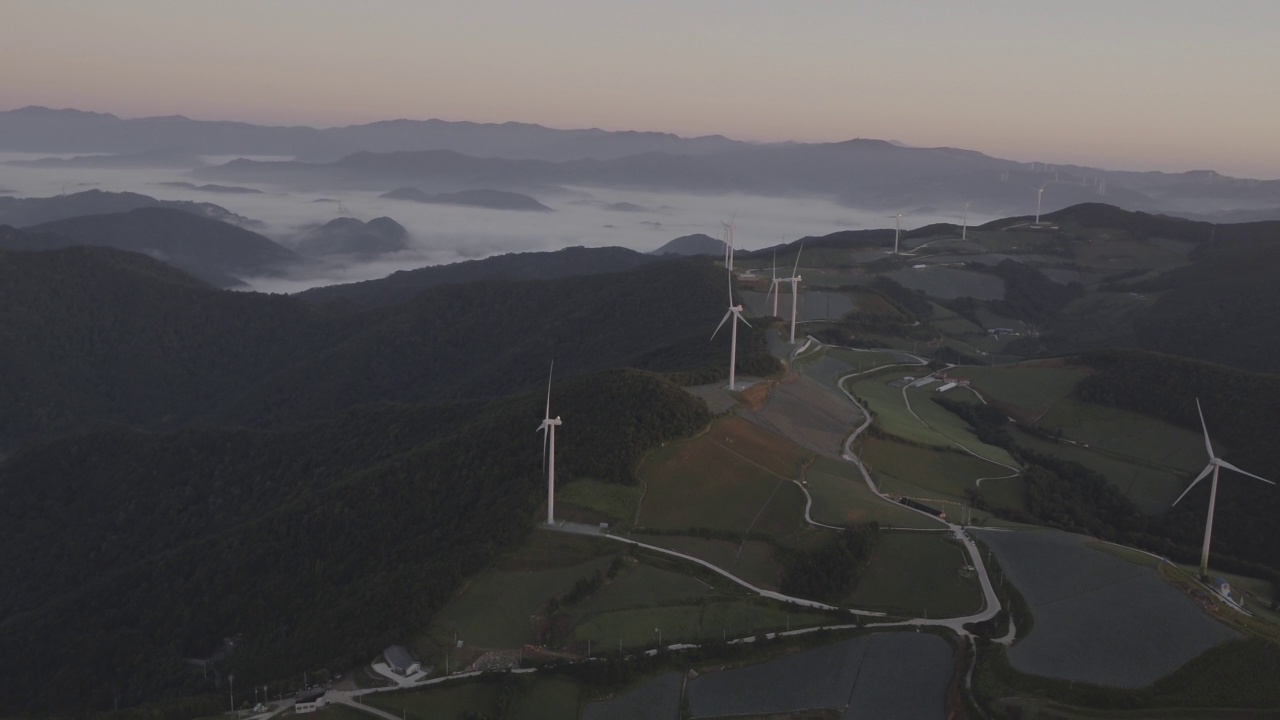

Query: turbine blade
[[736, 310, 752, 328], [772, 249, 777, 281], [765, 279, 776, 309], [711, 309, 732, 340], [1218, 460, 1276, 485], [791, 243, 803, 277], [1171, 464, 1215, 506], [545, 360, 554, 419], [1196, 398, 1214, 459]]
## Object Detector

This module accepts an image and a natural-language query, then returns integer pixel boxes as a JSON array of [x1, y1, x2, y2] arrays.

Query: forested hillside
[[0, 248, 773, 446], [0, 369, 711, 714]]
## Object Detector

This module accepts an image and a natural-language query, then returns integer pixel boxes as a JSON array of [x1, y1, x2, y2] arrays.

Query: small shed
[[384, 645, 421, 676]]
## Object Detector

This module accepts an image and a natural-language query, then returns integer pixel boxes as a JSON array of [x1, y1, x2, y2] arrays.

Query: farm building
[[383, 645, 420, 675], [934, 382, 958, 393], [294, 698, 327, 714]]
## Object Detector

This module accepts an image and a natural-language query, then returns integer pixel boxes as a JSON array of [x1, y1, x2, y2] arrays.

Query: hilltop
[[380, 187, 553, 211]]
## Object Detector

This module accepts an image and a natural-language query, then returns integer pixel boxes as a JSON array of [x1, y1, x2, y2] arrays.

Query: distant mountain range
[[380, 187, 552, 211], [3, 207, 302, 287], [0, 189, 259, 228], [3, 106, 1279, 219]]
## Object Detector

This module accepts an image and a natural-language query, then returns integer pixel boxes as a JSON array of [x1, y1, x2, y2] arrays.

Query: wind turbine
[[721, 220, 736, 271], [961, 202, 970, 241], [711, 270, 751, 390], [778, 244, 804, 343], [1171, 398, 1275, 579], [537, 361, 562, 526], [1035, 187, 1045, 225], [767, 249, 781, 317], [889, 214, 903, 254]]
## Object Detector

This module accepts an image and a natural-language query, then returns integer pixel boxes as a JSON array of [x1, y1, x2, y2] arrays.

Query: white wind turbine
[[711, 270, 751, 390], [721, 220, 736, 271], [889, 214, 903, 254], [1171, 398, 1275, 579], [537, 361, 562, 526], [767, 249, 781, 317], [766, 244, 804, 343], [1035, 186, 1045, 224], [961, 202, 970, 241]]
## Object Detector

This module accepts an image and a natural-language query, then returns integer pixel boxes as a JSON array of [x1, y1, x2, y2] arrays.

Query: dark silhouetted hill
[[380, 186, 552, 211], [19, 208, 303, 287], [650, 233, 724, 256], [292, 216, 409, 258], [0, 189, 258, 228], [296, 245, 662, 307]]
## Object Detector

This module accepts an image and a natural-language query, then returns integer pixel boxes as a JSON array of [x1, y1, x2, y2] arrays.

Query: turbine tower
[[768, 249, 780, 317], [779, 244, 804, 343], [721, 220, 736, 271], [889, 214, 903, 254], [961, 202, 970, 241], [1035, 187, 1045, 224], [711, 270, 752, 390], [1172, 399, 1275, 579], [538, 361, 563, 526]]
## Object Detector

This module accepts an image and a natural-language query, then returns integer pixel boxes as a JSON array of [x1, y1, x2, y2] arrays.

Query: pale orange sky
[[3, 0, 1279, 178]]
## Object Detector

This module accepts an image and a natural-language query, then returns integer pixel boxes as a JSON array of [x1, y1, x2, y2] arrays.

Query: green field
[[572, 563, 712, 616], [571, 596, 835, 649], [803, 457, 944, 530], [1037, 398, 1208, 473], [363, 675, 581, 720], [846, 370, 1017, 463], [429, 554, 617, 649], [958, 363, 1092, 420], [556, 478, 643, 528], [861, 436, 1007, 504], [633, 534, 782, 590], [848, 531, 983, 617], [636, 417, 811, 541]]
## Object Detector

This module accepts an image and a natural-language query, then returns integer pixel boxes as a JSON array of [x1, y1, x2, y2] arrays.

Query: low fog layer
[[0, 153, 986, 293]]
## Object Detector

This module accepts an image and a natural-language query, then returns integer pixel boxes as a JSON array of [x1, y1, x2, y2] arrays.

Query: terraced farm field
[[746, 374, 860, 458], [570, 595, 833, 650], [848, 531, 984, 618], [635, 421, 808, 538], [686, 632, 953, 719], [804, 457, 943, 530], [861, 436, 1008, 505], [974, 529, 1240, 687]]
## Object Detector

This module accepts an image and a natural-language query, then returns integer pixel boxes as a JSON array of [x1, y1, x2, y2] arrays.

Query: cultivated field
[[570, 595, 833, 650], [364, 676, 581, 720], [685, 632, 953, 719], [1037, 398, 1209, 474], [1010, 427, 1185, 513], [974, 528, 1240, 688], [804, 457, 944, 530], [555, 478, 644, 528], [745, 374, 860, 458], [958, 362, 1092, 420], [635, 426, 808, 538], [631, 535, 782, 590], [861, 436, 1007, 505], [885, 266, 1006, 300], [848, 531, 984, 618]]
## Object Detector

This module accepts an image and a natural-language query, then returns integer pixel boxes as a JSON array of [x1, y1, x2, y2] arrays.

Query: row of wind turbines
[[541, 222, 1271, 602]]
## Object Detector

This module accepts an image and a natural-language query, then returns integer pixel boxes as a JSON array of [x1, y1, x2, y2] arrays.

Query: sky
[[3, 0, 1280, 179]]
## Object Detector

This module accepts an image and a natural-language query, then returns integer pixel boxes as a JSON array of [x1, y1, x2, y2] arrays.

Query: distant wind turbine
[[778, 244, 804, 343], [537, 361, 563, 526], [1172, 399, 1275, 579], [767, 249, 780, 317], [1035, 187, 1045, 225], [889, 214, 903, 254], [961, 202, 970, 241], [721, 220, 736, 271], [711, 269, 751, 390]]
